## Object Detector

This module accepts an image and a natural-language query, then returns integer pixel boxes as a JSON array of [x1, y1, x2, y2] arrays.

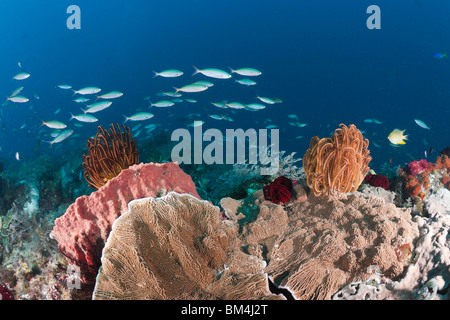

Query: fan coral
[[82, 123, 139, 189], [263, 176, 293, 204], [364, 173, 389, 190], [303, 124, 372, 196], [93, 192, 281, 300], [407, 159, 429, 176]]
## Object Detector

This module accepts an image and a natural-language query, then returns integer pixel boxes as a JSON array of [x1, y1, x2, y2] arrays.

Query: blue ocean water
[[0, 0, 449, 176]]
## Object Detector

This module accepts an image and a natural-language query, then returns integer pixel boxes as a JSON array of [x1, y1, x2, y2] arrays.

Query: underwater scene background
[[0, 0, 449, 301]]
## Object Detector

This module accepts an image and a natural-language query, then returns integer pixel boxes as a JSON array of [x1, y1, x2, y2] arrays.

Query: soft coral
[[0, 284, 14, 300]]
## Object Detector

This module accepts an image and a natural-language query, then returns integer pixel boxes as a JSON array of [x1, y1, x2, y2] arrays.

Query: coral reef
[[303, 124, 372, 196], [93, 180, 418, 300], [52, 162, 199, 289], [93, 192, 282, 300], [82, 124, 139, 189]]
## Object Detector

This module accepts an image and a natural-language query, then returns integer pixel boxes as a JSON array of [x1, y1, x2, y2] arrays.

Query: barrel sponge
[[93, 192, 281, 300]]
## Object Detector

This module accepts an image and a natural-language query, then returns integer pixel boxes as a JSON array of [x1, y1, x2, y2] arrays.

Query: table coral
[[52, 162, 200, 287]]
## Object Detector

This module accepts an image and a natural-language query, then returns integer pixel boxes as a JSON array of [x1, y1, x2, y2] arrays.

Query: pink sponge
[[52, 162, 200, 284]]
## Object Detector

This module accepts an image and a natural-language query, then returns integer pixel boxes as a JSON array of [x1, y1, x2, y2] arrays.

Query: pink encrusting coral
[[51, 162, 200, 286]]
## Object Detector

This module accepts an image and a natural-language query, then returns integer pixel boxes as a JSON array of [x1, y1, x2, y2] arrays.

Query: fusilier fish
[[235, 79, 257, 86], [10, 86, 24, 97], [70, 113, 98, 123], [41, 120, 67, 129], [82, 101, 112, 113], [7, 95, 29, 103], [74, 97, 90, 103], [226, 102, 245, 109], [174, 84, 209, 94], [57, 84, 72, 90], [96, 91, 123, 100], [229, 67, 262, 76], [150, 100, 175, 108], [45, 129, 74, 146], [153, 69, 184, 78], [414, 119, 431, 130], [123, 112, 154, 123], [72, 87, 101, 95], [245, 103, 266, 110], [13, 72, 30, 80], [192, 66, 231, 79], [257, 96, 275, 104], [192, 80, 214, 87]]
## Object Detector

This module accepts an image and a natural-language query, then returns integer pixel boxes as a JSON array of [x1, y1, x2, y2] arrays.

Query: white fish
[[7, 95, 29, 103], [82, 101, 112, 113], [72, 87, 101, 95], [74, 97, 90, 103], [174, 84, 208, 94], [41, 120, 67, 129], [211, 101, 228, 108], [414, 119, 431, 130], [229, 67, 262, 76], [57, 84, 72, 90], [192, 80, 214, 87], [235, 79, 257, 86], [161, 91, 182, 97], [257, 96, 275, 104], [13, 72, 30, 80], [150, 100, 175, 108], [15, 152, 20, 161], [70, 113, 98, 123], [192, 66, 231, 79], [153, 69, 184, 78], [245, 103, 266, 110], [10, 86, 24, 97], [96, 91, 124, 100], [208, 114, 223, 120], [45, 129, 74, 146], [123, 112, 154, 123], [225, 102, 245, 109]]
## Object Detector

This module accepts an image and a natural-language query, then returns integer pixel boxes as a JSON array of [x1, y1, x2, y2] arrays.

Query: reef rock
[[93, 192, 281, 300], [51, 162, 200, 285]]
